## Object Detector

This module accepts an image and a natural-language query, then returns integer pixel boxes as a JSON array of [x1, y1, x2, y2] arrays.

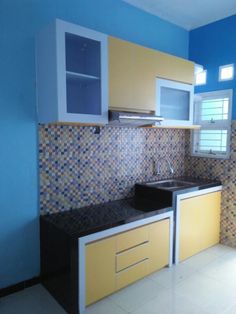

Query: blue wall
[[0, 0, 188, 288], [189, 15, 236, 118]]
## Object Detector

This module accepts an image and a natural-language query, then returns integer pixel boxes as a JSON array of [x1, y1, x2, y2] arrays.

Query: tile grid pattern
[[185, 121, 236, 248], [39, 125, 187, 214]]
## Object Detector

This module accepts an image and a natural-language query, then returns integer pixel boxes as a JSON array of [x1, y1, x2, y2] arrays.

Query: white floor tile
[[148, 263, 196, 289], [199, 250, 236, 286], [205, 244, 236, 257], [223, 302, 236, 314], [181, 248, 219, 271], [131, 288, 210, 314], [174, 272, 236, 314], [109, 277, 164, 313], [83, 298, 127, 314]]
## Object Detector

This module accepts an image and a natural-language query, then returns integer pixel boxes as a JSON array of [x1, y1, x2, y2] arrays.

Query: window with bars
[[191, 90, 232, 159]]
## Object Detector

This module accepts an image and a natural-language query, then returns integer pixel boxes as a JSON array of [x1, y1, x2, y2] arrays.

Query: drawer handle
[[116, 258, 149, 273], [116, 241, 149, 254]]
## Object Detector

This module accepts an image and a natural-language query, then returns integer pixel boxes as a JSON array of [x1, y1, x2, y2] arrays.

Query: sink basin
[[146, 179, 196, 190]]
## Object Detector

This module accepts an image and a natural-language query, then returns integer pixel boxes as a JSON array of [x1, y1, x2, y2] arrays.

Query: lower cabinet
[[85, 219, 170, 305], [85, 236, 116, 305], [179, 191, 221, 262]]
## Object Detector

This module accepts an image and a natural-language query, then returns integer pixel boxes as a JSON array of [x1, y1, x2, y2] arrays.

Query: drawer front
[[116, 259, 149, 290], [116, 242, 149, 272], [116, 225, 149, 252]]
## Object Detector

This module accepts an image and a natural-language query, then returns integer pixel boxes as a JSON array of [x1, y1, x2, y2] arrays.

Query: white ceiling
[[123, 0, 236, 30]]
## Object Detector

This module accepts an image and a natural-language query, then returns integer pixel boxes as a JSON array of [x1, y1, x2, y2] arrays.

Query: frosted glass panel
[[160, 87, 190, 120], [65, 33, 101, 77], [66, 77, 101, 115], [65, 32, 101, 115]]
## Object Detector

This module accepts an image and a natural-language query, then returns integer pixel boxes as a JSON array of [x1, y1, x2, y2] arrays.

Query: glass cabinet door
[[156, 78, 193, 126]]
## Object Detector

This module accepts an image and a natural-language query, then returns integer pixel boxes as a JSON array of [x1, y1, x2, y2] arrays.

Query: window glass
[[219, 64, 234, 81], [195, 70, 207, 85], [192, 90, 232, 159]]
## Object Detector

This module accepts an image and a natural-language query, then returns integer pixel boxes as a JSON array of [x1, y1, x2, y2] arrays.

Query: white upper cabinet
[[36, 19, 108, 124], [156, 78, 194, 126]]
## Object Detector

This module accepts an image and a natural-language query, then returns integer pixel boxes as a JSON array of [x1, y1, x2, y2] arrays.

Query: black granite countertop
[[41, 198, 172, 239], [41, 178, 221, 239]]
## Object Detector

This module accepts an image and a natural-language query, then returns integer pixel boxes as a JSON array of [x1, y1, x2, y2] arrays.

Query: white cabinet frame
[[36, 19, 108, 124]]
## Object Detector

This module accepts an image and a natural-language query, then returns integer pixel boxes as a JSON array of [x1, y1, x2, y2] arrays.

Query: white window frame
[[219, 64, 234, 82], [191, 89, 232, 159]]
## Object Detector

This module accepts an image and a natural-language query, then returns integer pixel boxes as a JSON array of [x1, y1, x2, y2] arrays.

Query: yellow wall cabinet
[[109, 36, 194, 114], [85, 219, 170, 305], [178, 190, 221, 262]]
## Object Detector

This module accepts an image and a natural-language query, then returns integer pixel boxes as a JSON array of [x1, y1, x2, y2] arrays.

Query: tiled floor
[[1, 244, 236, 314]]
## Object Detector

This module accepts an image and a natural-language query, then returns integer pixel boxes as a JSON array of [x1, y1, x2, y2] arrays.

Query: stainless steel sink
[[145, 179, 196, 190]]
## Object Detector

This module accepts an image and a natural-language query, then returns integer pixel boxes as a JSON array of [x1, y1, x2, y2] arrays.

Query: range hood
[[108, 110, 164, 127]]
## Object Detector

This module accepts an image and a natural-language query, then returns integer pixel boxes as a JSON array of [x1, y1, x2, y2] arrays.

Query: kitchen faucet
[[154, 156, 174, 176]]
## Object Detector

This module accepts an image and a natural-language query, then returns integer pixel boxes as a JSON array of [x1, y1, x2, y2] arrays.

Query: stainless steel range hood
[[108, 110, 164, 127]]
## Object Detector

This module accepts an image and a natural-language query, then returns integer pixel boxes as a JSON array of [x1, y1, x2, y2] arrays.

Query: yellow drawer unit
[[116, 225, 149, 252], [116, 242, 149, 272], [85, 218, 171, 305], [116, 259, 149, 290]]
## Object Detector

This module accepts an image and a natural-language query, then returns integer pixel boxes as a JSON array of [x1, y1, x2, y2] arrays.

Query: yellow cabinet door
[[149, 219, 170, 273], [179, 191, 221, 262], [85, 236, 116, 305], [109, 36, 194, 113]]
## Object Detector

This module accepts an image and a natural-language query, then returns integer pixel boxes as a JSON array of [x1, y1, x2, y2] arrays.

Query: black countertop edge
[[41, 198, 173, 239]]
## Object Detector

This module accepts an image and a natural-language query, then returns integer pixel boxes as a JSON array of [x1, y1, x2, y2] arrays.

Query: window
[[219, 64, 234, 81], [195, 70, 207, 86], [191, 90, 232, 159]]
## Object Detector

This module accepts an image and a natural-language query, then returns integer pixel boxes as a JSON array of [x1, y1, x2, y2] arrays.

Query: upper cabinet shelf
[[36, 19, 108, 124]]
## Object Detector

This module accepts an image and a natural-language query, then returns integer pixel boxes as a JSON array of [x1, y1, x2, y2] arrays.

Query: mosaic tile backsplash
[[185, 121, 236, 248], [39, 122, 236, 247], [39, 125, 187, 215]]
